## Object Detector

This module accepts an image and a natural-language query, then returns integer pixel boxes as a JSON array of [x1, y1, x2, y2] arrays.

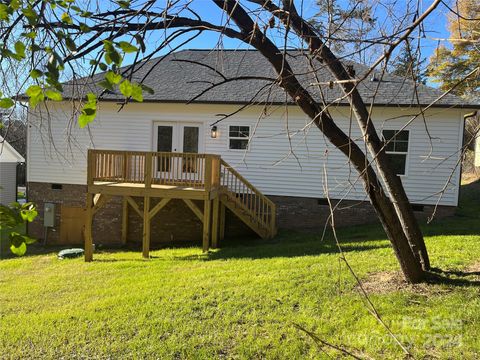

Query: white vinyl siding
[[27, 102, 465, 206], [0, 162, 17, 205]]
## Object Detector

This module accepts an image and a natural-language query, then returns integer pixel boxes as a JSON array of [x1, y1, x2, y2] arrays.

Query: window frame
[[228, 125, 251, 151], [382, 129, 410, 177]]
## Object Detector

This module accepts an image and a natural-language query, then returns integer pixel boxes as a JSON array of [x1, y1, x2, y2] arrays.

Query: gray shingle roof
[[62, 49, 479, 108]]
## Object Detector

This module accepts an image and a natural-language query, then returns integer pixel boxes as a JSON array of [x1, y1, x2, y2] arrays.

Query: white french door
[[153, 122, 204, 180]]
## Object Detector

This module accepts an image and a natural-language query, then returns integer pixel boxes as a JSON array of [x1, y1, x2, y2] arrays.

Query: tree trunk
[[213, 0, 426, 282], [268, 0, 431, 271]]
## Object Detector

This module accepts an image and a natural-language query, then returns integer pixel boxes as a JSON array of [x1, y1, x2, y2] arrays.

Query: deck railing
[[87, 149, 220, 190], [87, 149, 276, 236], [220, 159, 276, 235]]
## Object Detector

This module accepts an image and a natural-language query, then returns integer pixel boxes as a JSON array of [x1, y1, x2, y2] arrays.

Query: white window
[[382, 130, 409, 176], [229, 125, 250, 150]]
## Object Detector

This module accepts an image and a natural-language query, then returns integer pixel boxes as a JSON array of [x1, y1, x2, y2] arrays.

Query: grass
[[0, 181, 479, 359]]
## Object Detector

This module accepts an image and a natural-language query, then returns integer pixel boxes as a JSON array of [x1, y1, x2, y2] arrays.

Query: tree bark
[[212, 0, 426, 283]]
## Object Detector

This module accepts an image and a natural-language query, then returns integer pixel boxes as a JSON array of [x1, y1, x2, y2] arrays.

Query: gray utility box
[[44, 203, 55, 227]]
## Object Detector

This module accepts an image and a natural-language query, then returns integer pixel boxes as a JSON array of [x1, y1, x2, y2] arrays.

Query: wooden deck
[[84, 150, 276, 261]]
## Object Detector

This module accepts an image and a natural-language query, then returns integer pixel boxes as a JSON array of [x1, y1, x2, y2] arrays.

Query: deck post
[[142, 196, 151, 258], [84, 192, 94, 262], [144, 152, 152, 188], [87, 149, 94, 187], [219, 202, 226, 241], [204, 155, 213, 191], [202, 199, 211, 252], [121, 196, 128, 245], [212, 196, 220, 248]]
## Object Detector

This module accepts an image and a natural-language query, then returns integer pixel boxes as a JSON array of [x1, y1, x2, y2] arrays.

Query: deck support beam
[[92, 194, 110, 215], [149, 198, 171, 219], [183, 199, 204, 222], [212, 197, 220, 248], [84, 192, 94, 262], [121, 196, 128, 245], [142, 196, 151, 259], [203, 199, 211, 252], [126, 196, 143, 218]]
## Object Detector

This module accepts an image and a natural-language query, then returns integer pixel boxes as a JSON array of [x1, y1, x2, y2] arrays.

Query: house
[[0, 136, 24, 205], [26, 50, 480, 255]]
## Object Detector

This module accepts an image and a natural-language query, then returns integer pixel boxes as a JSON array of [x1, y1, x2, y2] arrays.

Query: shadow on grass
[[9, 180, 478, 264], [426, 268, 480, 287]]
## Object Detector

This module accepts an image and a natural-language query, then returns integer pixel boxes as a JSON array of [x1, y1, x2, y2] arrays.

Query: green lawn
[[1, 181, 479, 359]]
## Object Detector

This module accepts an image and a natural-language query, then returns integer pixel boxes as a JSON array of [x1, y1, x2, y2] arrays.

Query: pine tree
[[391, 42, 427, 84]]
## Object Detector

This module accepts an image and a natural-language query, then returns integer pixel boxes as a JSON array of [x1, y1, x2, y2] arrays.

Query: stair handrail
[[220, 159, 276, 235]]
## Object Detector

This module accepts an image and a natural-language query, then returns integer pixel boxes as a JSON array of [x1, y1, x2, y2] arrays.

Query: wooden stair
[[218, 159, 277, 239]]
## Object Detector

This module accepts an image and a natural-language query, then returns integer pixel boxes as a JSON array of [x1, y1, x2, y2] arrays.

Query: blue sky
[[134, 0, 453, 64]]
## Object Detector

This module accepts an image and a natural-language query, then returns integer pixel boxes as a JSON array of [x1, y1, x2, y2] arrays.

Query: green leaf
[[82, 108, 96, 116], [10, 0, 20, 10], [61, 12, 73, 24], [119, 79, 133, 97], [103, 40, 122, 66], [131, 83, 143, 102], [10, 241, 26, 256], [141, 84, 155, 95], [22, 7, 38, 25], [97, 80, 113, 91], [65, 37, 77, 52], [14, 41, 26, 59], [22, 31, 37, 39], [86, 93, 96, 103], [117, 1, 131, 9], [0, 4, 11, 21], [0, 98, 14, 108], [45, 89, 63, 101], [20, 203, 38, 222], [26, 85, 44, 108], [78, 113, 95, 128], [78, 93, 97, 128], [105, 71, 122, 85], [24, 235, 36, 245], [117, 41, 138, 54], [79, 23, 91, 32], [26, 85, 42, 97], [30, 69, 43, 79]]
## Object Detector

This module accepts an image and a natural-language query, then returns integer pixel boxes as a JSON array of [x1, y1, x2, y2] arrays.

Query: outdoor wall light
[[211, 125, 218, 139]]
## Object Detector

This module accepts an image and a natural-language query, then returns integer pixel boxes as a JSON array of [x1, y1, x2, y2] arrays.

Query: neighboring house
[[26, 50, 480, 249], [0, 136, 24, 205]]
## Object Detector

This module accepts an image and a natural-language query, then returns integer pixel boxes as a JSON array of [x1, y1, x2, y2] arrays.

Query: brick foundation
[[270, 195, 456, 231], [27, 182, 456, 245], [27, 182, 254, 246]]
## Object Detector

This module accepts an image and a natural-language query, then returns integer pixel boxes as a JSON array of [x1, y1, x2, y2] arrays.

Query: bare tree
[[1, 0, 476, 282]]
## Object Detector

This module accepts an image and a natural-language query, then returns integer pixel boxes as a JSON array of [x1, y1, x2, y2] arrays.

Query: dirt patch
[[465, 261, 480, 276], [357, 271, 416, 294], [360, 262, 480, 295]]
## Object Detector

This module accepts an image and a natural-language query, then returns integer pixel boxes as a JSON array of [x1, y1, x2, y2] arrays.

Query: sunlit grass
[[0, 181, 479, 359]]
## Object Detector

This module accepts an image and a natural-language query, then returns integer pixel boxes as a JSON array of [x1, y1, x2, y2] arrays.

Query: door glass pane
[[183, 127, 199, 153], [157, 126, 173, 171], [182, 126, 199, 173], [157, 126, 173, 152]]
